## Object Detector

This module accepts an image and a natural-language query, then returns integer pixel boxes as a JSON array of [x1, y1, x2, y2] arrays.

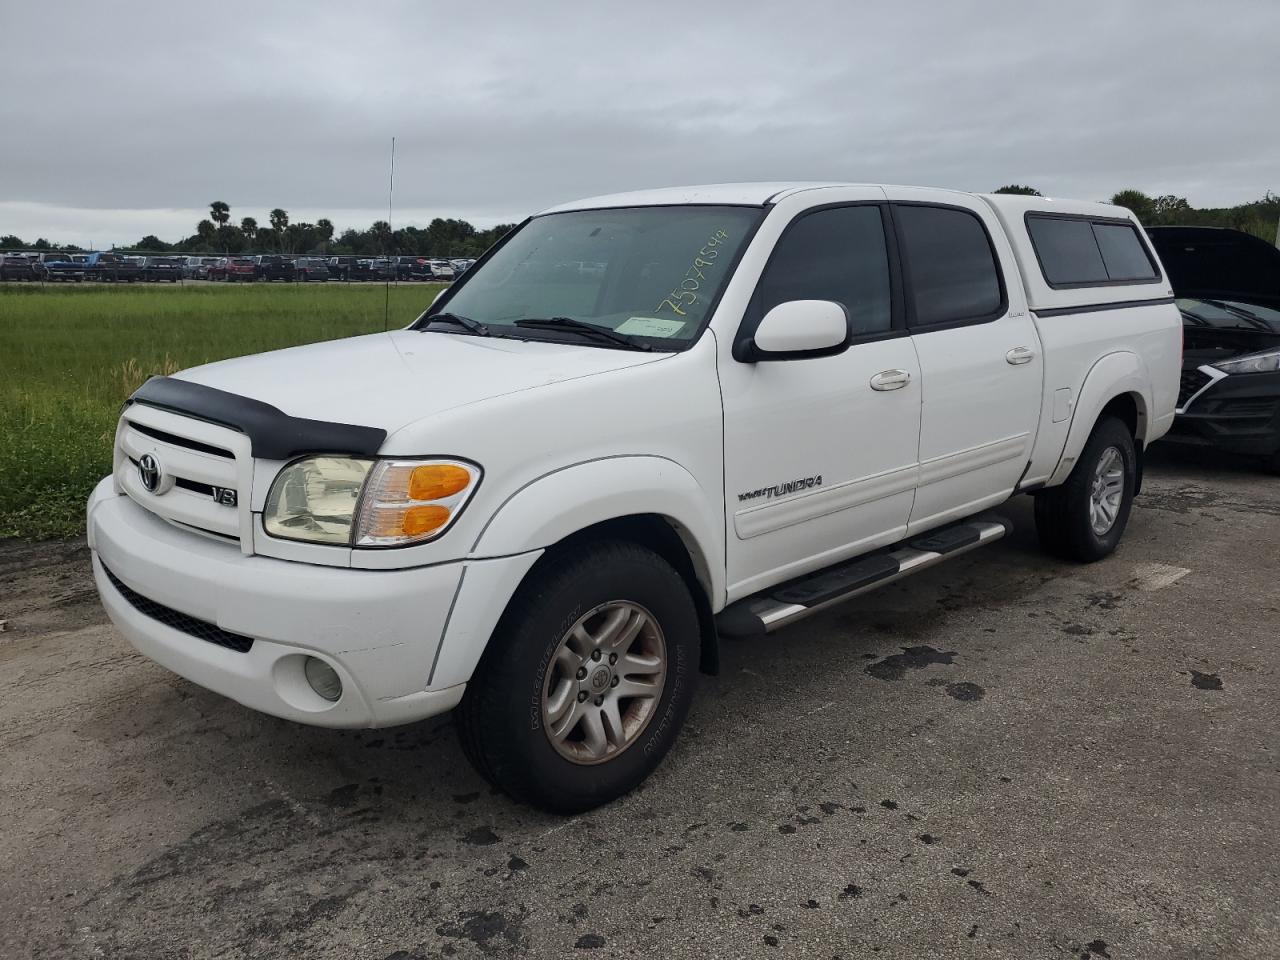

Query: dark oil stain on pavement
[[461, 825, 502, 846], [1190, 670, 1223, 691], [945, 681, 985, 702], [866, 646, 957, 681], [435, 909, 524, 952]]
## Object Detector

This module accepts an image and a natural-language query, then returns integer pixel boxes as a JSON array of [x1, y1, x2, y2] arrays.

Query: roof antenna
[[384, 135, 396, 332]]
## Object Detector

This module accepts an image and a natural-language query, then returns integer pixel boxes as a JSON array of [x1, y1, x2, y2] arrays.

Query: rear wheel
[[456, 541, 698, 813], [1034, 416, 1136, 562]]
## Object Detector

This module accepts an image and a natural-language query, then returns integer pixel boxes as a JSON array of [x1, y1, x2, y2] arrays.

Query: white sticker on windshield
[[617, 316, 687, 338]]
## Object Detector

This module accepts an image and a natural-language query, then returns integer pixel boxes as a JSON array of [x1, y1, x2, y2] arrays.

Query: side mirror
[[741, 299, 850, 361]]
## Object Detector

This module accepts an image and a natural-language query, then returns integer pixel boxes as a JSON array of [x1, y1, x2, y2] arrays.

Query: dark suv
[[141, 257, 184, 282], [293, 257, 330, 281], [254, 255, 296, 282], [1, 253, 36, 280], [327, 256, 371, 281]]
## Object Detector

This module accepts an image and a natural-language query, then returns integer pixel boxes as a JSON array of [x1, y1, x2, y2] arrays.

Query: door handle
[[1006, 346, 1036, 365], [870, 369, 911, 391]]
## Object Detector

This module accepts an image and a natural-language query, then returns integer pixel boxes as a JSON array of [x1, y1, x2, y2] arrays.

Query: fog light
[[304, 657, 342, 702]]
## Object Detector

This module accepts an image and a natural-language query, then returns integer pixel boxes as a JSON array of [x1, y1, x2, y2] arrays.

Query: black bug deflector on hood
[[127, 376, 388, 460]]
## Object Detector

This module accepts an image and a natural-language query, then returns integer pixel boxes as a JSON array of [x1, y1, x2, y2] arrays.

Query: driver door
[[718, 199, 922, 601]]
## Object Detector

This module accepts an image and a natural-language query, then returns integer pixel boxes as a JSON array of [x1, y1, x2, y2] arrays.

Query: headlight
[[1212, 349, 1280, 375], [263, 456, 480, 547], [263, 456, 372, 544]]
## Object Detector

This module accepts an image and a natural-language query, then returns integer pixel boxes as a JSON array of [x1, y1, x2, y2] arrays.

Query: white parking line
[[1127, 562, 1192, 591]]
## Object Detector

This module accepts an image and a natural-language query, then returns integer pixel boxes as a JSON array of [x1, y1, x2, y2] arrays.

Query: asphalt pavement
[[2, 444, 1276, 959]]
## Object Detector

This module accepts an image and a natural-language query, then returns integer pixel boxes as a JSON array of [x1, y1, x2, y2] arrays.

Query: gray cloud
[[2, 0, 1277, 245]]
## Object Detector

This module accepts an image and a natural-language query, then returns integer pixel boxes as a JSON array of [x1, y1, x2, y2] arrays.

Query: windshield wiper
[[514, 317, 652, 351], [420, 312, 491, 336], [1202, 299, 1274, 331]]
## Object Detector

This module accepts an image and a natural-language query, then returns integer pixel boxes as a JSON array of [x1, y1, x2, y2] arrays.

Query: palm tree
[[269, 208, 289, 251], [240, 216, 257, 237], [316, 218, 334, 243], [210, 201, 230, 228]]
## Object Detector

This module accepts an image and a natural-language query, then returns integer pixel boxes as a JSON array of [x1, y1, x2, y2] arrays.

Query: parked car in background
[[141, 256, 184, 282], [427, 259, 455, 280], [253, 255, 296, 282], [0, 253, 37, 280], [34, 252, 87, 282], [1147, 226, 1280, 472], [84, 252, 142, 282], [294, 257, 330, 281], [364, 258, 396, 281], [183, 256, 220, 280], [450, 258, 475, 277], [327, 256, 372, 281], [394, 256, 432, 281], [212, 257, 257, 282]]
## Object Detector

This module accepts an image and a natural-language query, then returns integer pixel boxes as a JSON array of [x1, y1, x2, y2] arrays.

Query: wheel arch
[[436, 457, 725, 688], [1047, 352, 1152, 487]]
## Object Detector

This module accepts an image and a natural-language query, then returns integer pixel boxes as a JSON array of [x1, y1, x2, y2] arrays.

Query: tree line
[[4, 189, 1277, 255], [1, 201, 518, 258]]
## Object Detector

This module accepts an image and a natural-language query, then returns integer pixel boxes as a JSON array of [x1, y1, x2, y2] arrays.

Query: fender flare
[[1048, 351, 1153, 486], [469, 455, 725, 600], [428, 456, 726, 690]]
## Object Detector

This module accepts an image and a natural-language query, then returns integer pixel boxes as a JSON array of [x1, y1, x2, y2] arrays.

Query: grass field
[[0, 282, 444, 539]]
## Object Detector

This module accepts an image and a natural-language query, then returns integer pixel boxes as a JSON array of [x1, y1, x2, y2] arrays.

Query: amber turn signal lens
[[401, 504, 451, 536], [408, 464, 472, 501]]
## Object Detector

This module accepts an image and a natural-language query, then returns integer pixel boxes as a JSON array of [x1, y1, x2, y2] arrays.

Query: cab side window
[[756, 205, 893, 337], [895, 205, 1005, 327]]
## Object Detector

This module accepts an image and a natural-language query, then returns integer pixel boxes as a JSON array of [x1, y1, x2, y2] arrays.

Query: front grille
[[1216, 397, 1279, 418], [127, 420, 233, 459], [1178, 367, 1214, 408], [101, 563, 253, 653]]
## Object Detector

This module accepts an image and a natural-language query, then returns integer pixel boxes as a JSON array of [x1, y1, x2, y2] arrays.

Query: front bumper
[[88, 478, 470, 728], [1168, 367, 1280, 457]]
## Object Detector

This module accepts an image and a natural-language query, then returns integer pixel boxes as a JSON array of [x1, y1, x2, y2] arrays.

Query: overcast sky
[[2, 0, 1277, 247]]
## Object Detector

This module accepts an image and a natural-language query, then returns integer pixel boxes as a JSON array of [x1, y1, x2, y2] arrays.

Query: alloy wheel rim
[[1089, 445, 1125, 536], [540, 600, 667, 765]]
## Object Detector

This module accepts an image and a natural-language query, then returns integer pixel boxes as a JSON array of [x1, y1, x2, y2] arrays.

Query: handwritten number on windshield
[[658, 229, 729, 317]]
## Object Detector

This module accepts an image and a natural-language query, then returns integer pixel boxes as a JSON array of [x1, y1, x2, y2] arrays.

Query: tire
[[1034, 416, 1136, 562], [456, 540, 699, 813]]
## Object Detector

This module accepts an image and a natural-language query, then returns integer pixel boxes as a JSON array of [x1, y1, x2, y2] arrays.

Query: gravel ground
[[2, 444, 1277, 959]]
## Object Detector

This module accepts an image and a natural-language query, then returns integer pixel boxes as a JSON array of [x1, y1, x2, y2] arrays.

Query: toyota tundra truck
[[88, 183, 1180, 811]]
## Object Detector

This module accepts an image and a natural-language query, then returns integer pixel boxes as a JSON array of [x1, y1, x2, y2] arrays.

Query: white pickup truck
[[88, 183, 1181, 811]]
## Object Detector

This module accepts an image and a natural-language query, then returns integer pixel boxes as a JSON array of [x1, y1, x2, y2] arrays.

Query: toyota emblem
[[138, 453, 162, 493]]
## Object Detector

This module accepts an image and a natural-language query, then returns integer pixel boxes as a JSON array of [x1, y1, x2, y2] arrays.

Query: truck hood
[[1148, 226, 1280, 310], [174, 329, 664, 436]]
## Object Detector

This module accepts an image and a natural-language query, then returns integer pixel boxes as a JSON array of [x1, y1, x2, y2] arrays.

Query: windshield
[[426, 205, 763, 345], [1178, 297, 1280, 332]]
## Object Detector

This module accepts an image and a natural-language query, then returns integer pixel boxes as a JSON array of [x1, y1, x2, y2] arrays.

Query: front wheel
[[1034, 416, 1136, 562], [456, 541, 699, 813]]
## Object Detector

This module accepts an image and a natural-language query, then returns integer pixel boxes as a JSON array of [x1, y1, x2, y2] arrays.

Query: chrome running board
[[716, 518, 1010, 638]]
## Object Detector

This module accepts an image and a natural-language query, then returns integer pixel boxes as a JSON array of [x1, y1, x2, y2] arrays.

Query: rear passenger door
[[888, 191, 1044, 533]]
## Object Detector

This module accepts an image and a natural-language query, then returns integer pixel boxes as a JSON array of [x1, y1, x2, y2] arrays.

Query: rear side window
[[1092, 223, 1158, 281], [756, 205, 892, 336], [1027, 215, 1158, 287], [895, 205, 1004, 327]]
